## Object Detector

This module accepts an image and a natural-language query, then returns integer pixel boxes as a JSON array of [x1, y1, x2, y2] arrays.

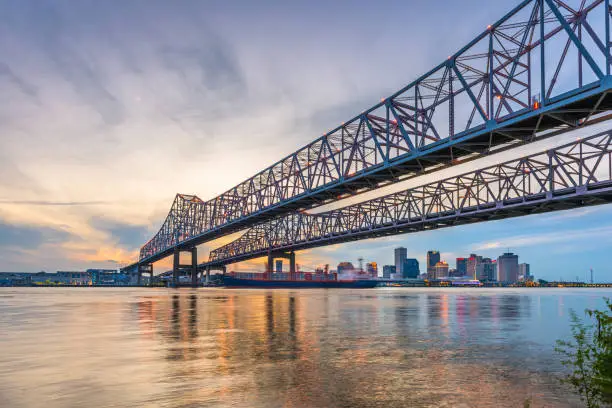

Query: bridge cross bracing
[[131, 0, 612, 270], [203, 128, 612, 267]]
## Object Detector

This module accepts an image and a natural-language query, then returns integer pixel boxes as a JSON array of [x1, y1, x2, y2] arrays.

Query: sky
[[0, 0, 610, 281]]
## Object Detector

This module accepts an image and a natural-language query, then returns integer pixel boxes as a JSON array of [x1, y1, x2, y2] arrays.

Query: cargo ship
[[223, 271, 379, 289]]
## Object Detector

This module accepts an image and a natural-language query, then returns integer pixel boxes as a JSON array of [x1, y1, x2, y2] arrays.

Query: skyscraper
[[476, 258, 496, 281], [519, 263, 531, 281], [403, 258, 420, 279], [395, 247, 407, 276], [467, 254, 483, 280], [498, 252, 519, 282], [427, 250, 440, 278], [382, 265, 396, 279], [456, 258, 468, 276], [433, 261, 449, 280]]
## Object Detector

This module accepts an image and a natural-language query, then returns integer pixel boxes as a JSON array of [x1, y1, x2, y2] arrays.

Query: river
[[0, 287, 610, 407]]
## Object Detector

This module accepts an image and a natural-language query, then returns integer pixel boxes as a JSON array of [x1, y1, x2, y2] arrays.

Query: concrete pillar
[[206, 267, 211, 284], [191, 247, 198, 287], [172, 247, 180, 288], [267, 253, 274, 274], [289, 252, 296, 279], [137, 265, 142, 285]]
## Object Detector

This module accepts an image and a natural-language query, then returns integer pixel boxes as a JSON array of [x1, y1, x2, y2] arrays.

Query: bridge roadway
[[130, 0, 612, 270], [202, 128, 612, 268]]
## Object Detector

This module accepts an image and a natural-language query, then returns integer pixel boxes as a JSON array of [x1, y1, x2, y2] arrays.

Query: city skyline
[[0, 0, 611, 282]]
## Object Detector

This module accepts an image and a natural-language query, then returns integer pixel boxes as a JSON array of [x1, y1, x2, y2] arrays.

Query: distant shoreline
[[1, 284, 612, 289]]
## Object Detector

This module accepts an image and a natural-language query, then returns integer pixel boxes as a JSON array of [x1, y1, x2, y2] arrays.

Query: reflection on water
[[0, 288, 610, 407]]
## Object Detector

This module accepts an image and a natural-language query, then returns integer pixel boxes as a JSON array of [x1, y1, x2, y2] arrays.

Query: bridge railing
[[140, 0, 612, 262], [207, 127, 612, 264]]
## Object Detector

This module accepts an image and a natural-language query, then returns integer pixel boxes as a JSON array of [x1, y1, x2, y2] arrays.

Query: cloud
[[0, 221, 72, 249], [89, 217, 149, 251], [0, 200, 108, 206], [471, 225, 612, 252]]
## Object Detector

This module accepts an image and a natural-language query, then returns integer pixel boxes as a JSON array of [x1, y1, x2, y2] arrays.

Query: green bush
[[556, 298, 612, 408]]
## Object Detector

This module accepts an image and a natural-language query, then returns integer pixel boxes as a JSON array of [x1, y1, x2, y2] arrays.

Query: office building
[[382, 265, 396, 279], [476, 258, 496, 281], [519, 263, 531, 281], [467, 254, 483, 280], [275, 260, 283, 273], [431, 261, 449, 280], [427, 250, 440, 278], [498, 252, 519, 282], [456, 258, 468, 276], [395, 247, 407, 276], [403, 258, 420, 279]]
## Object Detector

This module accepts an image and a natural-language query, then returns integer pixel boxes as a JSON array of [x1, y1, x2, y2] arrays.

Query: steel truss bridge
[[127, 0, 612, 281], [204, 128, 612, 267]]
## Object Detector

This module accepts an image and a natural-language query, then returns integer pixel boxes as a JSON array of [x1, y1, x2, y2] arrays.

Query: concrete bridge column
[[266, 251, 297, 280], [267, 252, 274, 277], [137, 263, 153, 286], [172, 247, 180, 288], [289, 251, 296, 280], [191, 247, 198, 287], [205, 267, 211, 284]]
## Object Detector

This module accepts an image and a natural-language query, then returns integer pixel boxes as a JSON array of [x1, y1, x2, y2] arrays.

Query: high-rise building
[[275, 260, 283, 273], [519, 263, 531, 281], [395, 247, 407, 276], [366, 262, 378, 278], [456, 258, 468, 276], [382, 265, 396, 279], [476, 258, 496, 281], [498, 252, 519, 282], [337, 262, 354, 275], [402, 258, 420, 279], [431, 261, 449, 280], [427, 250, 440, 278], [467, 254, 483, 280]]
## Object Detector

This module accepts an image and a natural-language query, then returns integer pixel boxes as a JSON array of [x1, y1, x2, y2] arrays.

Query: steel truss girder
[[204, 127, 612, 267], [137, 0, 612, 266]]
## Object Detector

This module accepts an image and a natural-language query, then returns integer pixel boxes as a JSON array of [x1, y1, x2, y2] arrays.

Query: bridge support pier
[[191, 247, 198, 287], [172, 247, 199, 287], [137, 263, 153, 286], [267, 251, 296, 279]]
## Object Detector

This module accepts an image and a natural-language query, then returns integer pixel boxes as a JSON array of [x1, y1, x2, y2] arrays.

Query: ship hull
[[223, 276, 378, 289]]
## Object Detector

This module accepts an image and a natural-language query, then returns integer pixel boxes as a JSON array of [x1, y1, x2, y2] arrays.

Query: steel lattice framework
[[204, 128, 612, 266], [137, 0, 612, 266]]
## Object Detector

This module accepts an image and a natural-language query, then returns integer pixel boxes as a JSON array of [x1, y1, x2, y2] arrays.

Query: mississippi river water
[[0, 287, 610, 407]]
